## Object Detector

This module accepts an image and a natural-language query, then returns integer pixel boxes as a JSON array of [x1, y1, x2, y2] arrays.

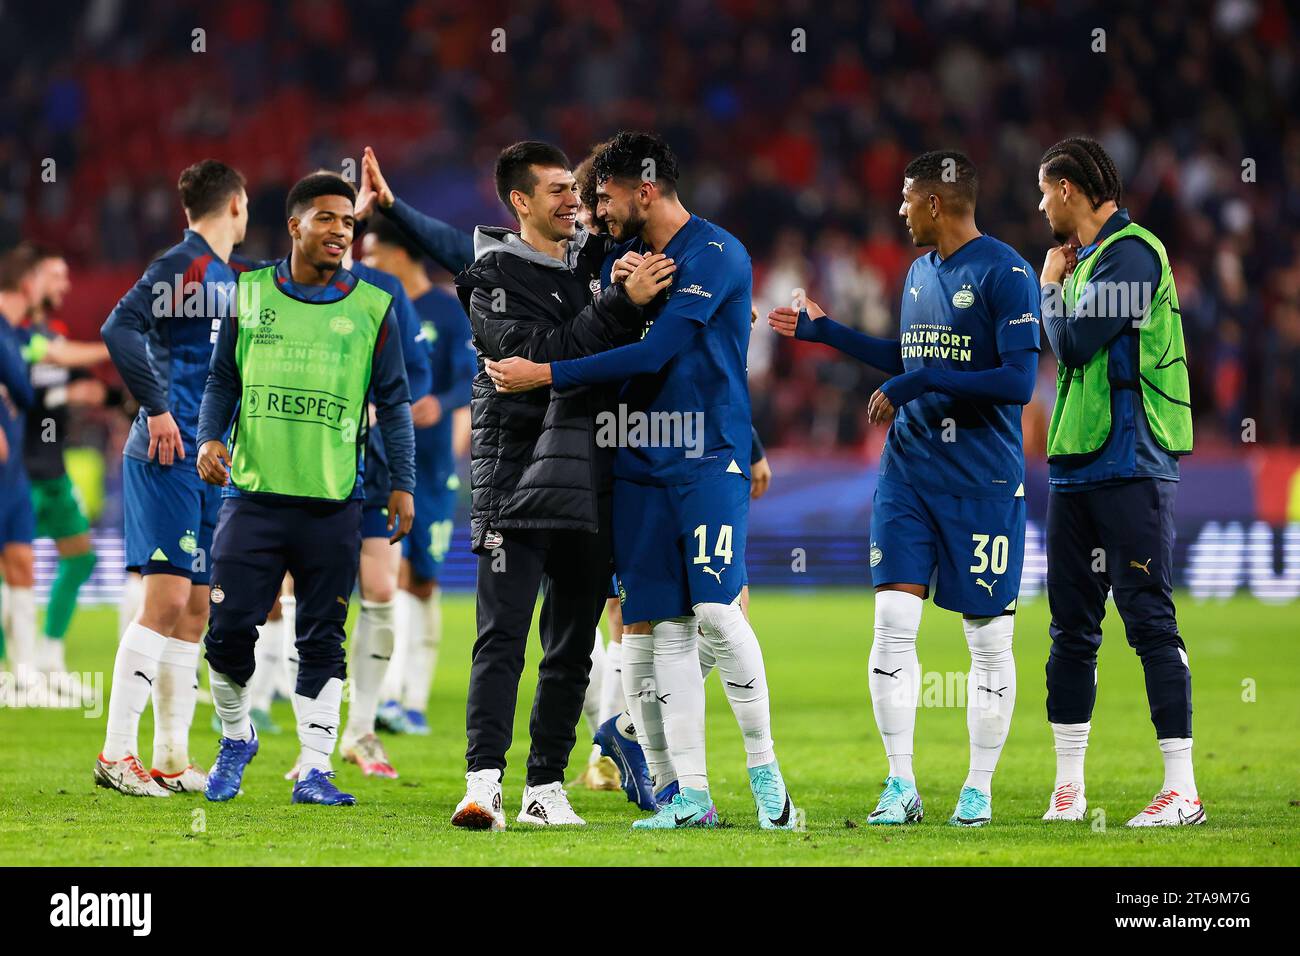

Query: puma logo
[[872, 667, 902, 679], [707, 241, 725, 251], [701, 566, 724, 584], [307, 723, 335, 735], [725, 678, 756, 689], [976, 577, 997, 596], [977, 685, 1008, 698], [909, 285, 923, 300], [1011, 266, 1029, 276], [655, 693, 670, 704], [551, 291, 563, 302], [1129, 558, 1152, 575], [133, 670, 153, 686]]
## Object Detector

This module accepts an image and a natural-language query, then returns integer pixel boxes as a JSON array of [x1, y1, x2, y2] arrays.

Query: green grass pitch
[[1, 591, 1296, 866]]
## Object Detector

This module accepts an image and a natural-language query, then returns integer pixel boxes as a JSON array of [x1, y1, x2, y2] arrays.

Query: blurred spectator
[[0, 0, 1296, 450]]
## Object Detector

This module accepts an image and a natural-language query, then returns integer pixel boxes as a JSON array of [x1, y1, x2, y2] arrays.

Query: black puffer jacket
[[455, 226, 642, 552]]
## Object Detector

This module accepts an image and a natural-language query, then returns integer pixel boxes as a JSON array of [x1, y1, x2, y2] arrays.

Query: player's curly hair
[[575, 140, 612, 229], [903, 150, 978, 210], [285, 171, 356, 219], [1040, 137, 1123, 210], [592, 131, 679, 195]]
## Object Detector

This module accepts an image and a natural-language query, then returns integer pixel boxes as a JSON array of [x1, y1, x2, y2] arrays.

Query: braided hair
[[1040, 137, 1123, 210]]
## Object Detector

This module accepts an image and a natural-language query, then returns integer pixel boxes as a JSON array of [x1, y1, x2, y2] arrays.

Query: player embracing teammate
[[487, 132, 796, 830]]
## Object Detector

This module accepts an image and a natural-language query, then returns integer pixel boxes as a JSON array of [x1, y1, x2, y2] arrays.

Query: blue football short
[[123, 455, 221, 584], [613, 472, 749, 622], [0, 475, 35, 546], [402, 483, 456, 582], [870, 472, 1025, 616]]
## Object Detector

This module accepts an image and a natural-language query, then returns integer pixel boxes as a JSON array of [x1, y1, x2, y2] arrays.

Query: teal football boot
[[948, 786, 992, 827], [749, 761, 797, 830], [866, 775, 924, 824], [631, 787, 719, 830]]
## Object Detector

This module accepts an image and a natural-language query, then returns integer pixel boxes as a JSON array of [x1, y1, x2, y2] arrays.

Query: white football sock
[[40, 635, 66, 673], [118, 573, 143, 639], [697, 632, 716, 679], [379, 594, 407, 705], [401, 589, 442, 712], [4, 585, 36, 681], [345, 599, 395, 741], [963, 614, 1017, 795], [694, 601, 775, 767], [621, 630, 675, 788], [281, 596, 299, 696], [1051, 721, 1090, 787], [248, 619, 280, 714], [102, 622, 168, 760], [581, 629, 606, 737], [652, 617, 708, 792], [297, 677, 344, 774], [869, 590, 923, 783], [599, 639, 623, 723], [209, 666, 253, 741], [1158, 737, 1197, 797], [151, 638, 200, 773], [278, 595, 297, 697]]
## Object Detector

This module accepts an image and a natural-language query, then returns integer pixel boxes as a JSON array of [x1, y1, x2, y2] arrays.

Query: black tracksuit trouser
[[466, 494, 612, 786]]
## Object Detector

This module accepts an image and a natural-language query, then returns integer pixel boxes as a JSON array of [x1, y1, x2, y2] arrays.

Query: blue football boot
[[749, 760, 797, 830], [375, 700, 411, 734], [204, 728, 259, 802], [654, 779, 680, 809], [404, 709, 431, 736], [948, 786, 992, 827], [866, 775, 924, 825], [594, 715, 655, 811], [291, 768, 357, 806]]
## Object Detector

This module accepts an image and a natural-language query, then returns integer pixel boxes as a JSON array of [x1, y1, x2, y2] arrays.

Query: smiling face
[[513, 165, 579, 242], [595, 176, 650, 242], [290, 194, 355, 272], [1037, 166, 1074, 243], [898, 177, 938, 248]]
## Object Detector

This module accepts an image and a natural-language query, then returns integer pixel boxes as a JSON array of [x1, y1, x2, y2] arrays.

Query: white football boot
[[151, 764, 209, 794], [1126, 789, 1206, 827], [452, 768, 506, 830], [1042, 782, 1087, 821], [518, 781, 586, 826], [94, 754, 171, 797]]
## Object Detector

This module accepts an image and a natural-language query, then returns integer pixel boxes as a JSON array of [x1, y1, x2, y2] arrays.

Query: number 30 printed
[[969, 533, 1009, 575]]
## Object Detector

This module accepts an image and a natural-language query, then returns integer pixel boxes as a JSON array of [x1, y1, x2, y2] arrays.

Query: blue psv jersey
[[103, 230, 239, 470], [604, 215, 753, 485], [881, 235, 1041, 499], [412, 286, 476, 490]]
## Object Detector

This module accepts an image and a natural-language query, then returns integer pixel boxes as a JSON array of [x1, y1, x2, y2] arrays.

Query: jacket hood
[[471, 224, 591, 271]]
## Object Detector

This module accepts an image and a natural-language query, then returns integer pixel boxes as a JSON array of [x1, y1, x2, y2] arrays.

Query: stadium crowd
[[2, 0, 1298, 451]]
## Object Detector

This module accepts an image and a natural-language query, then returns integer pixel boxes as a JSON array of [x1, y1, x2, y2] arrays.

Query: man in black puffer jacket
[[447, 142, 675, 828]]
